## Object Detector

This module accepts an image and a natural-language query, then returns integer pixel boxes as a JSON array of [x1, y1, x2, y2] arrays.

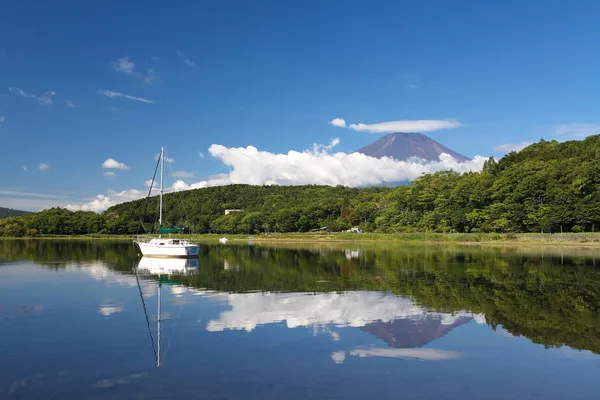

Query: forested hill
[[0, 207, 31, 219], [1, 135, 600, 236]]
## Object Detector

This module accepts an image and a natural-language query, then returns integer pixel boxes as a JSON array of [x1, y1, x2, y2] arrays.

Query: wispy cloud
[[552, 123, 600, 138], [111, 56, 157, 84], [22, 166, 28, 172], [104, 171, 116, 177], [329, 118, 346, 128], [97, 90, 154, 104], [198, 152, 204, 159], [172, 170, 195, 178], [406, 84, 418, 89], [177, 50, 196, 67], [65, 100, 76, 108], [38, 163, 49, 171], [336, 119, 462, 134], [9, 87, 55, 105], [0, 115, 4, 123], [494, 142, 532, 153], [0, 189, 66, 199], [102, 158, 129, 170], [112, 57, 136, 73]]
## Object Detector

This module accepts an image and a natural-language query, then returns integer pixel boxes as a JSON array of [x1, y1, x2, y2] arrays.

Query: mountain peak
[[355, 132, 469, 162]]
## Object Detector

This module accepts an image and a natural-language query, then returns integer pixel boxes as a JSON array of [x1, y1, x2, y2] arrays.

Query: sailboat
[[133, 147, 200, 258]]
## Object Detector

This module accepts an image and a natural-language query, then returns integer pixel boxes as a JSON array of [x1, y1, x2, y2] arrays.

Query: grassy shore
[[3, 232, 600, 246]]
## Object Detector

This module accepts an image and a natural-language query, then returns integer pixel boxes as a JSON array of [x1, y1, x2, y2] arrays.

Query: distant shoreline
[[2, 232, 600, 247]]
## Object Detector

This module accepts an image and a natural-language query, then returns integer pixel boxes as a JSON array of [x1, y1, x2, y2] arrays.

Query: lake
[[1, 239, 600, 399]]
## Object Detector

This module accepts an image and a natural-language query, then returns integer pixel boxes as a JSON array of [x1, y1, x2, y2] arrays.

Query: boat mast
[[159, 146, 164, 238]]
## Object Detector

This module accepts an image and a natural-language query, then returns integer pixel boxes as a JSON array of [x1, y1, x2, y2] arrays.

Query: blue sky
[[1, 0, 600, 211]]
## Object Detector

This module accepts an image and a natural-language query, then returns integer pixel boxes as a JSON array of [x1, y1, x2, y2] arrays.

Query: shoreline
[[2, 232, 600, 247]]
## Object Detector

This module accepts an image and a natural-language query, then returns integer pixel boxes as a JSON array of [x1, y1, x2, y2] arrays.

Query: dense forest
[[1, 135, 600, 236]]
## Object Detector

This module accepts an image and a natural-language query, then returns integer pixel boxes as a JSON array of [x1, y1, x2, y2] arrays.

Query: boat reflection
[[137, 256, 199, 276]]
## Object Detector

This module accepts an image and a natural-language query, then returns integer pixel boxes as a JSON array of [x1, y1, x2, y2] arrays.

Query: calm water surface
[[1, 240, 600, 399]]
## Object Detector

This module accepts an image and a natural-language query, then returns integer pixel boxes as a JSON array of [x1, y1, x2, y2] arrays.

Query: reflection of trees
[[2, 240, 600, 353]]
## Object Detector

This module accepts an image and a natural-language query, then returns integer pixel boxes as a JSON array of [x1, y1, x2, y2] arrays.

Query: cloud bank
[[330, 117, 461, 133], [66, 139, 484, 212]]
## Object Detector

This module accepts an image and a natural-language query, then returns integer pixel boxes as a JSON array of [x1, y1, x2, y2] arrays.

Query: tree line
[[1, 135, 600, 236]]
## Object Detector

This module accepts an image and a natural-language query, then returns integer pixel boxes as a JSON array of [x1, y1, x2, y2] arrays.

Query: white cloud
[[104, 171, 116, 177], [38, 163, 49, 171], [9, 87, 55, 105], [0, 115, 4, 123], [348, 347, 460, 361], [111, 56, 157, 84], [65, 100, 76, 108], [406, 84, 418, 89], [172, 170, 195, 178], [494, 142, 532, 153], [347, 119, 462, 133], [112, 56, 136, 73], [198, 152, 204, 159], [177, 50, 196, 67], [329, 118, 346, 128], [552, 123, 600, 138], [67, 139, 485, 212], [22, 166, 28, 172], [97, 90, 154, 104], [102, 158, 129, 170]]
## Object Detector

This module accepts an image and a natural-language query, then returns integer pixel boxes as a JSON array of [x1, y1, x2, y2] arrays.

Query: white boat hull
[[135, 239, 200, 258]]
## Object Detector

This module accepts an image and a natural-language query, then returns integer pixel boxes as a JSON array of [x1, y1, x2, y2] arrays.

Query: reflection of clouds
[[333, 347, 460, 363], [204, 291, 485, 333], [331, 351, 346, 364], [98, 304, 124, 317], [94, 372, 147, 388], [68, 262, 158, 298]]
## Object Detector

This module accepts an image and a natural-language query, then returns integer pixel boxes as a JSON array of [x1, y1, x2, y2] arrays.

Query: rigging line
[[136, 153, 162, 235], [135, 268, 158, 364]]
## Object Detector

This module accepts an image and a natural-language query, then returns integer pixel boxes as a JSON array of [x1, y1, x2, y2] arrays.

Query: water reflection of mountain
[[2, 240, 600, 355], [361, 315, 473, 348]]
